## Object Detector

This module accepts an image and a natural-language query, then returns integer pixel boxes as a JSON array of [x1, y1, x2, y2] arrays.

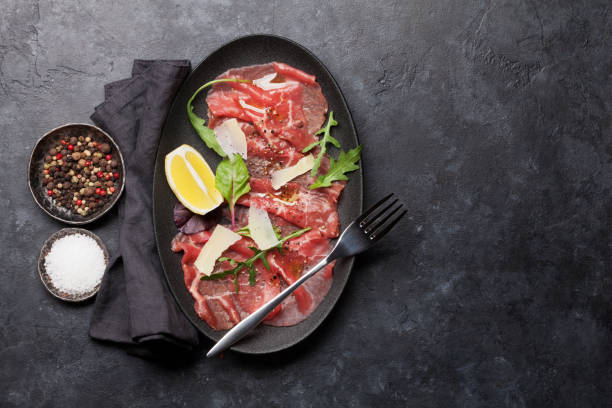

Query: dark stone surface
[[1, 0, 611, 406]]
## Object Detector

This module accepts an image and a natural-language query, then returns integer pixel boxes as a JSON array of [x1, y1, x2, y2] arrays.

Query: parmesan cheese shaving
[[214, 118, 248, 159], [252, 73, 288, 90], [248, 206, 280, 250], [270, 155, 315, 190], [238, 99, 267, 114], [194, 225, 242, 276]]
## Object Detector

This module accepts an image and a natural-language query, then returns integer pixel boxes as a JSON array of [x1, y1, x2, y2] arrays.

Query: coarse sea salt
[[44, 233, 106, 295]]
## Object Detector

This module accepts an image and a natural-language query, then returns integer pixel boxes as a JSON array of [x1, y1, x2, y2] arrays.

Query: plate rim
[[153, 33, 363, 354]]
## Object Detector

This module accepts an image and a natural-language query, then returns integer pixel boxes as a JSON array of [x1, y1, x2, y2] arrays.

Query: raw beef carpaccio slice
[[171, 218, 334, 329], [172, 230, 283, 330], [206, 62, 328, 149], [237, 177, 344, 239], [172, 62, 346, 330]]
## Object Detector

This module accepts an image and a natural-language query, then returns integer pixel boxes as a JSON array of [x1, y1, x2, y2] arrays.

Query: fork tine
[[364, 203, 403, 234], [369, 209, 407, 241], [362, 198, 399, 230], [357, 193, 394, 225]]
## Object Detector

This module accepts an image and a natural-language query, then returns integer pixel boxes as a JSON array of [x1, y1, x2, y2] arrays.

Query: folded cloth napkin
[[89, 60, 199, 356]]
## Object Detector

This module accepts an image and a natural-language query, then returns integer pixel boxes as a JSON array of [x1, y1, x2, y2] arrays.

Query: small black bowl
[[38, 228, 109, 302], [28, 123, 125, 225]]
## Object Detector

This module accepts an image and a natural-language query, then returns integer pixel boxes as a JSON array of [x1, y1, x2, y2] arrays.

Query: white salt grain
[[44, 233, 106, 295]]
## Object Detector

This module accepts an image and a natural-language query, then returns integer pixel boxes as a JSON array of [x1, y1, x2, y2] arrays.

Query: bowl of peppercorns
[[28, 123, 125, 225]]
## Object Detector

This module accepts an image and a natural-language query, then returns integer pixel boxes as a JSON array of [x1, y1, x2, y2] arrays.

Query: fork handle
[[206, 256, 330, 358]]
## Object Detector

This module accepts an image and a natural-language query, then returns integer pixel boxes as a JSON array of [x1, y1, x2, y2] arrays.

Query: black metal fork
[[207, 193, 406, 357]]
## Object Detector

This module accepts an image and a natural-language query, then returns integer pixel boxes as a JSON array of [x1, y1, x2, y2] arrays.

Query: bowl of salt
[[38, 228, 109, 302]]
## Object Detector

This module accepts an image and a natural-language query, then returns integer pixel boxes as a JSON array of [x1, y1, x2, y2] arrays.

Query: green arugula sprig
[[236, 225, 282, 239], [236, 225, 251, 237], [187, 78, 251, 157], [215, 154, 251, 230], [302, 111, 339, 176], [309, 145, 362, 189], [303, 111, 362, 189], [201, 227, 310, 293]]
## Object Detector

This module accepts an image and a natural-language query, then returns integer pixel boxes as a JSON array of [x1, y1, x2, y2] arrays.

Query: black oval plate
[[153, 34, 362, 354]]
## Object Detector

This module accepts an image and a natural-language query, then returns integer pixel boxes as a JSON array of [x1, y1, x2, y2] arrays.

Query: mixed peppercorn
[[42, 130, 121, 217]]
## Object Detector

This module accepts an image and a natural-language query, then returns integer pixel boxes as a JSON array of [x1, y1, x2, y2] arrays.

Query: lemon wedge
[[165, 144, 223, 215]]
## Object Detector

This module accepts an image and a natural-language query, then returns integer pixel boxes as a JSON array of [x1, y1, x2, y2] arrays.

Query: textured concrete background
[[2, 0, 612, 407]]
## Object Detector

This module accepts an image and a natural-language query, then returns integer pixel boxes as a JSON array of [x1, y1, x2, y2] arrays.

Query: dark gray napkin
[[89, 60, 199, 355]]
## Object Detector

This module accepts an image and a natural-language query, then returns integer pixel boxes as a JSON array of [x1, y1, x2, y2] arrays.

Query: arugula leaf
[[236, 225, 251, 237], [302, 111, 339, 176], [187, 78, 251, 157], [236, 225, 282, 239], [215, 154, 251, 229], [309, 145, 362, 189], [201, 227, 311, 293]]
